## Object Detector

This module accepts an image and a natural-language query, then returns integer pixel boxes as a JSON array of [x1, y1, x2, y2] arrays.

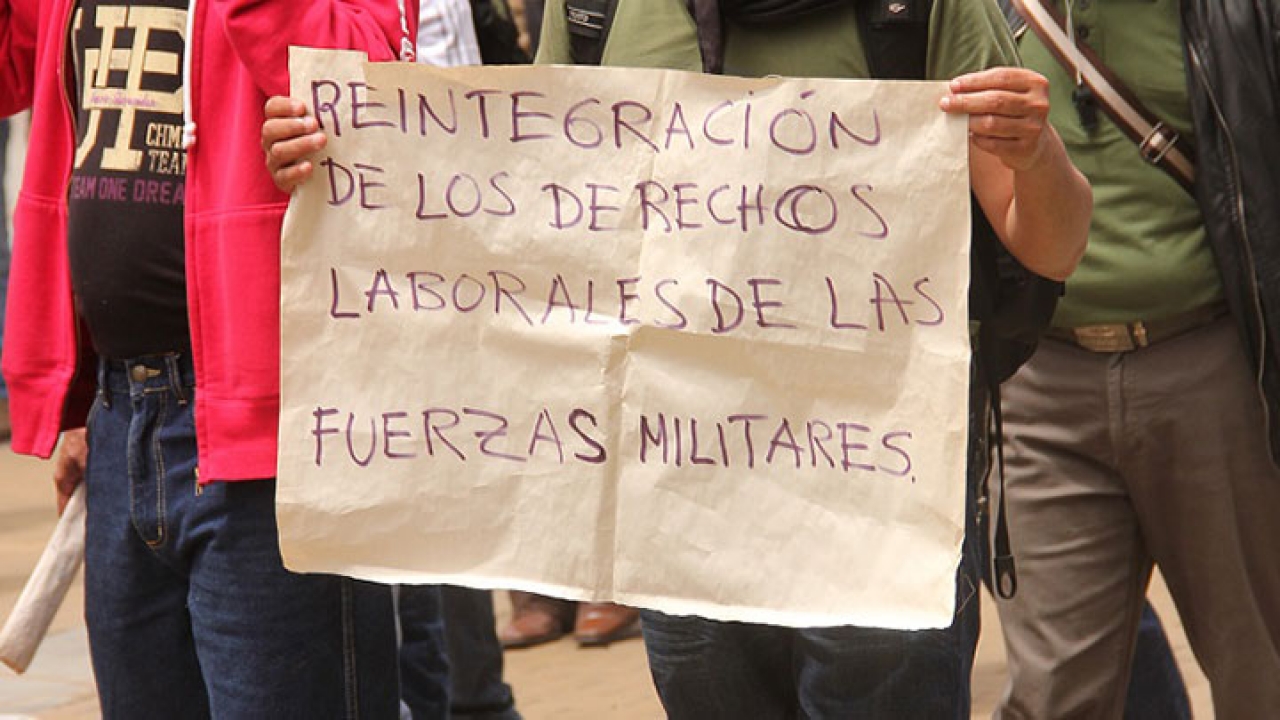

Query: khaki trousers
[[994, 316, 1280, 720]]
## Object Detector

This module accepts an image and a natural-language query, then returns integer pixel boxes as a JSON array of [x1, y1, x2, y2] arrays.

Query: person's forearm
[[1001, 126, 1092, 281]]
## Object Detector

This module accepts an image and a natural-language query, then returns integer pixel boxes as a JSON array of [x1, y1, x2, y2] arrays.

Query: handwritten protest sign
[[277, 47, 972, 629]]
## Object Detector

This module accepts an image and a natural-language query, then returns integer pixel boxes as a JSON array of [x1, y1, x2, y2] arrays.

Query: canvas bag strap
[[1010, 0, 1196, 193]]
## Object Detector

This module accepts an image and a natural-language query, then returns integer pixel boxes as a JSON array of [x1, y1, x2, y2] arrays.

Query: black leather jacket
[[1182, 1, 1280, 465]]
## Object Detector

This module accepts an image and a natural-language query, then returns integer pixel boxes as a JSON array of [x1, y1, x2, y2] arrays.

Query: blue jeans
[[441, 586, 521, 720], [1124, 603, 1191, 720], [397, 584, 451, 719], [641, 381, 987, 720], [397, 585, 520, 720], [84, 353, 402, 719]]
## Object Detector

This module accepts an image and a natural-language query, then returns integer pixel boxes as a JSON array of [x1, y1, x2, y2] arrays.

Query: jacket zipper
[[1187, 34, 1273, 446]]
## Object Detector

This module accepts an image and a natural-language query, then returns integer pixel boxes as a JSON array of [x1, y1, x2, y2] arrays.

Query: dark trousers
[[1124, 603, 1190, 720], [397, 584, 450, 719], [444, 587, 521, 720], [398, 586, 519, 720], [995, 317, 1280, 718], [640, 375, 989, 719]]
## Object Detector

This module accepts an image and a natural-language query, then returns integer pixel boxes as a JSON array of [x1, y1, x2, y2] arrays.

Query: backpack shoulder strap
[[566, 0, 722, 72], [853, 0, 934, 80], [565, 0, 620, 66], [687, 0, 724, 73]]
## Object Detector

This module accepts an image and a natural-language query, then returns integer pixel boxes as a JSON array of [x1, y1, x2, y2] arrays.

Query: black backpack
[[563, 0, 1060, 598]]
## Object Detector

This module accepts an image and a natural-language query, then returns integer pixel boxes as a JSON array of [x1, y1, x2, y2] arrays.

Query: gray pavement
[[0, 442, 1211, 718]]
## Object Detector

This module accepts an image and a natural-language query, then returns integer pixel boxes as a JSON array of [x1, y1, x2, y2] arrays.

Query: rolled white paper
[[0, 484, 86, 673]]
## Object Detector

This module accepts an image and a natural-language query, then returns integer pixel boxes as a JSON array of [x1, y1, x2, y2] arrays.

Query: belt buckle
[[1072, 324, 1138, 353]]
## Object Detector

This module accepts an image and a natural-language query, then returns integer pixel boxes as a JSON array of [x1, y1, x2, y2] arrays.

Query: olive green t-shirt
[[1018, 0, 1221, 326], [536, 0, 702, 70], [537, 0, 1020, 80]]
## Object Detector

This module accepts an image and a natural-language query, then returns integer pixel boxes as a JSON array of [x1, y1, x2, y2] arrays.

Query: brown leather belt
[[1047, 302, 1228, 353]]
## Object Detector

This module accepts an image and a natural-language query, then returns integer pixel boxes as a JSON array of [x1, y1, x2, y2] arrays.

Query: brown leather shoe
[[573, 602, 641, 648], [499, 591, 576, 649]]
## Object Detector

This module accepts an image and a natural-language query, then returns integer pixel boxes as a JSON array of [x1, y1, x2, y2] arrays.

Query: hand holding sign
[[262, 96, 327, 192]]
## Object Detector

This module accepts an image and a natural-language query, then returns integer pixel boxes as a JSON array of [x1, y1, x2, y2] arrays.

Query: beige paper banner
[[278, 47, 972, 629]]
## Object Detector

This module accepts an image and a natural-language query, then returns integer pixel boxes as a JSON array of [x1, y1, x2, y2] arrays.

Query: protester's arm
[[0, 0, 38, 117], [212, 0, 416, 99], [53, 429, 87, 517], [941, 67, 1091, 281]]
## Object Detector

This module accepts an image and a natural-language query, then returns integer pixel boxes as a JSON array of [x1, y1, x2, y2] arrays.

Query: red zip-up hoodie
[[0, 0, 417, 481]]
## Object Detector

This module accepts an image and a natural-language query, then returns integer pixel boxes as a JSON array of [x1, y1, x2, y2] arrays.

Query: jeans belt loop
[[164, 354, 189, 406], [1052, 302, 1227, 353], [97, 359, 112, 410]]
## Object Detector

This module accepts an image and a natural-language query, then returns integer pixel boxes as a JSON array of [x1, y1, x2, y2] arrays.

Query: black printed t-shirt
[[67, 0, 190, 359]]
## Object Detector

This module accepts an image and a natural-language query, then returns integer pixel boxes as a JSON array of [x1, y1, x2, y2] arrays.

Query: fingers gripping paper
[[278, 47, 972, 630]]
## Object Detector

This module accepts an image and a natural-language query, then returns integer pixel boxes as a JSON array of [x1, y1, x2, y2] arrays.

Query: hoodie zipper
[[1186, 33, 1273, 448]]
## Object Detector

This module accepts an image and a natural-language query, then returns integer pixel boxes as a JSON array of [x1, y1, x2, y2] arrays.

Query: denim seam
[[341, 580, 359, 719], [954, 572, 977, 618], [145, 396, 170, 549], [127, 402, 141, 548], [85, 393, 102, 436], [165, 355, 189, 405]]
